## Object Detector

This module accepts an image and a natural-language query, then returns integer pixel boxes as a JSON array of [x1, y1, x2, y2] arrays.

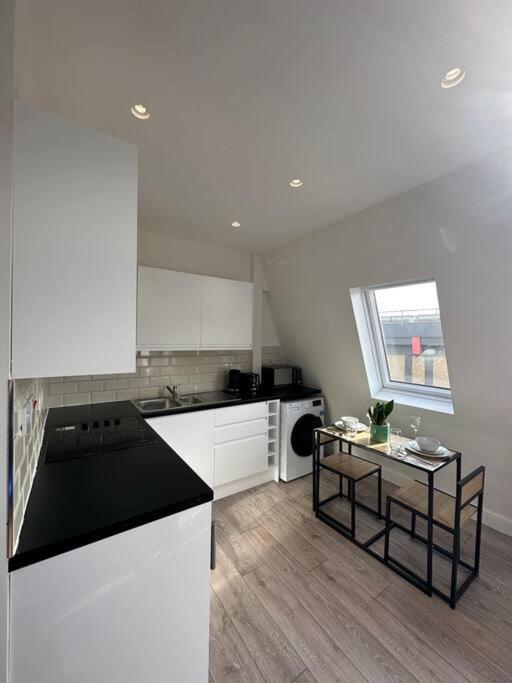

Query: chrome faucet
[[166, 384, 179, 399]]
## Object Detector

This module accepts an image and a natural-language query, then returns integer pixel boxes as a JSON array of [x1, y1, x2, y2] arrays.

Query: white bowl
[[416, 436, 441, 454], [340, 416, 358, 428]]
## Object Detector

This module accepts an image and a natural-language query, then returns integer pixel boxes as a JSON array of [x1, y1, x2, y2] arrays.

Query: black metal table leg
[[427, 472, 434, 596], [312, 431, 319, 513]]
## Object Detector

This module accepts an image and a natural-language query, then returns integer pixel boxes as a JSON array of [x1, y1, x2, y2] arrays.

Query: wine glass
[[410, 416, 422, 443]]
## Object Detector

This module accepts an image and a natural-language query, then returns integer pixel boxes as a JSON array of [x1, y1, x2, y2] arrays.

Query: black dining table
[[312, 424, 462, 597]]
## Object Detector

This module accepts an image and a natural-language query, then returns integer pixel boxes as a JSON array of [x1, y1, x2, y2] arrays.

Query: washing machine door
[[291, 413, 323, 456]]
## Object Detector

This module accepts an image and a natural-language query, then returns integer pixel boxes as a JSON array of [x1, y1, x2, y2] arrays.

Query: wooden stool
[[317, 452, 382, 538], [384, 466, 485, 608]]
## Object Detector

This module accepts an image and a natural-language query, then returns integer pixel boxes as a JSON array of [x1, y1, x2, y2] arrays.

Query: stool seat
[[321, 452, 380, 482], [390, 481, 475, 529]]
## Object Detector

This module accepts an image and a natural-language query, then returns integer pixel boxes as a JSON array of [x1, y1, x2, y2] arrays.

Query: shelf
[[268, 412, 279, 417], [268, 437, 277, 444]]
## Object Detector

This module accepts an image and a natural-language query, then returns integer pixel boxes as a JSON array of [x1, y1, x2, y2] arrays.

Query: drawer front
[[214, 418, 267, 445], [214, 433, 268, 486], [214, 402, 267, 427]]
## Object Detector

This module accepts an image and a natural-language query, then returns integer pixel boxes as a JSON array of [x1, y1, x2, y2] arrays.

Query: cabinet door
[[147, 410, 214, 487], [10, 503, 211, 683], [12, 101, 137, 378], [214, 433, 267, 486], [137, 267, 202, 349], [201, 276, 253, 349]]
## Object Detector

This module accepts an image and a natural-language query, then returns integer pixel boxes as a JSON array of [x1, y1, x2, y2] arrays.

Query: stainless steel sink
[[176, 396, 202, 406], [132, 390, 239, 414], [132, 397, 182, 413]]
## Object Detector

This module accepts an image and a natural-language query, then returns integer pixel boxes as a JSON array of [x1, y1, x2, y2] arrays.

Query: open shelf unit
[[266, 399, 280, 481]]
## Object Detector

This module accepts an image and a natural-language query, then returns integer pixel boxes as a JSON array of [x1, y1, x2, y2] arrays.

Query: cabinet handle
[[210, 520, 216, 570]]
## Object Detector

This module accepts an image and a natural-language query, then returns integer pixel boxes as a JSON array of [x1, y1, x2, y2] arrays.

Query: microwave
[[261, 364, 302, 388]]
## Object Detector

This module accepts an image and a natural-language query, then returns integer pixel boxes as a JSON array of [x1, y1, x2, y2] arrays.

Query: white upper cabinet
[[136, 267, 253, 351], [137, 267, 202, 349], [201, 276, 253, 349], [12, 101, 137, 378]]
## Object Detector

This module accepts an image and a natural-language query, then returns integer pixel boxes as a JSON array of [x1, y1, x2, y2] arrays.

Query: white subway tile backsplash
[[104, 378, 129, 390], [49, 382, 77, 395], [78, 380, 104, 393], [46, 395, 64, 408], [150, 357, 169, 367], [12, 376, 48, 550], [64, 392, 91, 405], [128, 377, 150, 388], [139, 387, 158, 398], [116, 389, 140, 400], [150, 376, 168, 387], [91, 391, 117, 403], [262, 345, 284, 366]]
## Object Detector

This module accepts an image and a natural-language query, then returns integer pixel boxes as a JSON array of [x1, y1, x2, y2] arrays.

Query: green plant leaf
[[384, 400, 394, 418]]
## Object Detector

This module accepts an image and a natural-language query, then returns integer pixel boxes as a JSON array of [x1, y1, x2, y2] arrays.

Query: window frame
[[350, 279, 454, 415]]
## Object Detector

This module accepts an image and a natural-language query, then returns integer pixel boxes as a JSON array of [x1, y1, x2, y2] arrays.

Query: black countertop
[[10, 401, 213, 571], [10, 386, 321, 571]]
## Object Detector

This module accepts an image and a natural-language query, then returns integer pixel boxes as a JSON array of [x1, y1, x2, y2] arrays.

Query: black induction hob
[[44, 414, 155, 463]]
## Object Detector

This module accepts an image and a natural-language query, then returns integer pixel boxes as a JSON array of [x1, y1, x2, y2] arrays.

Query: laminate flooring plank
[[210, 475, 512, 682], [209, 590, 266, 683], [245, 525, 416, 682], [377, 581, 512, 681], [258, 509, 328, 571], [292, 670, 316, 683], [312, 560, 465, 682], [211, 545, 305, 682], [214, 507, 265, 576], [245, 564, 367, 683], [271, 494, 393, 597]]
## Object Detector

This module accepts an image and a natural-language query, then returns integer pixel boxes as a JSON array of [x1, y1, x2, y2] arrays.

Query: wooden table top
[[315, 424, 460, 473]]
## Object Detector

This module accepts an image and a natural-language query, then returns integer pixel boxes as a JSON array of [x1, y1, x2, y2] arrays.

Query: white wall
[[262, 294, 280, 347], [264, 146, 512, 535], [138, 230, 252, 282], [0, 0, 14, 678]]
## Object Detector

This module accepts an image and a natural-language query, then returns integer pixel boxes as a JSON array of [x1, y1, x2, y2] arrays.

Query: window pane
[[373, 281, 450, 390]]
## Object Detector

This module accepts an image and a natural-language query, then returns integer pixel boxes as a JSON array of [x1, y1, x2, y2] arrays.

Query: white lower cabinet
[[147, 410, 215, 488], [10, 503, 212, 683], [147, 402, 272, 497], [214, 433, 268, 486]]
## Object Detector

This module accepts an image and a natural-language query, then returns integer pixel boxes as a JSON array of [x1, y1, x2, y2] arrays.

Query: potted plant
[[367, 400, 394, 444]]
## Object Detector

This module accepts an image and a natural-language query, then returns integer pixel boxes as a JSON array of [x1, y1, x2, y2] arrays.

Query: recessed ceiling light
[[231, 221, 241, 228], [441, 67, 465, 89], [289, 178, 303, 188], [131, 104, 150, 120]]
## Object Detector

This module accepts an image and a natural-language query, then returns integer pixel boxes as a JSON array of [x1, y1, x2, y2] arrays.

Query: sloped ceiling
[[15, 0, 512, 251]]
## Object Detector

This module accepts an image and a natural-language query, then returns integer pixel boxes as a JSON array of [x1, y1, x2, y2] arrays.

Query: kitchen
[[2, 1, 512, 682]]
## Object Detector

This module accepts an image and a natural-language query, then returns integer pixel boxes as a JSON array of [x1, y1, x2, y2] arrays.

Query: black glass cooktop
[[44, 414, 155, 463]]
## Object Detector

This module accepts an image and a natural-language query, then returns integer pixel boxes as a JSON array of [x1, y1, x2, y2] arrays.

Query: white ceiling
[[14, 0, 512, 252]]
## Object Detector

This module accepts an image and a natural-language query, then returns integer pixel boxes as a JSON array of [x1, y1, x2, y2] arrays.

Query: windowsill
[[372, 387, 454, 415]]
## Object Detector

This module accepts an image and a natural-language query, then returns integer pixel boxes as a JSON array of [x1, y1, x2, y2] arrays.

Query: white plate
[[406, 440, 450, 458], [334, 421, 367, 433]]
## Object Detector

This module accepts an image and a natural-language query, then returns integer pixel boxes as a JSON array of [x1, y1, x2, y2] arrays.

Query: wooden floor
[[209, 471, 512, 682]]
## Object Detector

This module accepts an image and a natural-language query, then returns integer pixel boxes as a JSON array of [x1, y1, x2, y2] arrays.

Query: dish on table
[[406, 440, 450, 458], [416, 436, 441, 454], [334, 420, 368, 433]]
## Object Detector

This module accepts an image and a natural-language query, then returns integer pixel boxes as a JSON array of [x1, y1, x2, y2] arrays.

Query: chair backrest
[[457, 465, 485, 509]]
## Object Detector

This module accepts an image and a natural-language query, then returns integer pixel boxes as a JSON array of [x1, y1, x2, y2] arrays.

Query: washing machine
[[280, 397, 324, 481]]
